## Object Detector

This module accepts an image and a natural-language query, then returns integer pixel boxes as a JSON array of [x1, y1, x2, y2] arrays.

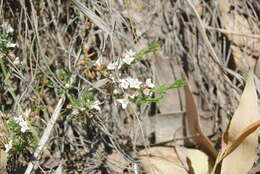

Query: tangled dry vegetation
[[0, 0, 260, 173]]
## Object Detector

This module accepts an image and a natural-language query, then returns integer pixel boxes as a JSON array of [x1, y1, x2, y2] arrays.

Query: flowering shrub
[[65, 42, 185, 118], [13, 115, 30, 133], [0, 31, 185, 158], [0, 28, 37, 155]]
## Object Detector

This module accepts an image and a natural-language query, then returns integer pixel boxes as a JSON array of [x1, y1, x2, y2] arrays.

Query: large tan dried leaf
[[0, 150, 7, 174], [138, 147, 187, 174], [186, 149, 209, 174], [138, 147, 209, 174], [222, 119, 260, 160], [221, 72, 259, 174], [106, 151, 128, 173]]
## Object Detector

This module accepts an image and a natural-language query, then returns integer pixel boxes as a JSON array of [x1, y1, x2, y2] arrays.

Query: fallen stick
[[24, 97, 64, 174]]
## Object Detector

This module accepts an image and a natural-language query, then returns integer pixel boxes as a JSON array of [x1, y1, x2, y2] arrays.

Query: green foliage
[[135, 42, 160, 59], [65, 91, 96, 119], [0, 34, 8, 53], [151, 79, 186, 93], [7, 120, 38, 153], [134, 95, 163, 105], [7, 121, 20, 132], [0, 34, 9, 79], [72, 91, 94, 110], [134, 79, 186, 105]]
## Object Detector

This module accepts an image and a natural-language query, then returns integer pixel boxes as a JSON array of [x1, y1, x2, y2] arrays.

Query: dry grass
[[0, 0, 259, 173]]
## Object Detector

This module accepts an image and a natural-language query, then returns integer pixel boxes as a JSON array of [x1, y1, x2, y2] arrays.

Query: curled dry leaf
[[138, 147, 209, 174], [184, 82, 218, 159], [221, 72, 259, 174], [222, 120, 260, 160]]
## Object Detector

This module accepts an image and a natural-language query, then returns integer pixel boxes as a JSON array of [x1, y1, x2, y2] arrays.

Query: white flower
[[146, 78, 155, 88], [20, 121, 30, 133], [116, 60, 123, 69], [107, 59, 123, 70], [118, 77, 142, 89], [122, 56, 134, 65], [89, 100, 101, 112], [80, 107, 86, 111], [6, 42, 16, 48], [14, 115, 30, 133], [1, 23, 14, 33], [14, 115, 24, 123], [117, 98, 129, 109], [65, 83, 70, 89], [122, 50, 136, 65], [13, 57, 21, 65], [126, 77, 142, 89], [119, 78, 129, 89], [107, 62, 116, 70], [124, 50, 136, 57], [113, 89, 120, 94], [4, 140, 12, 153]]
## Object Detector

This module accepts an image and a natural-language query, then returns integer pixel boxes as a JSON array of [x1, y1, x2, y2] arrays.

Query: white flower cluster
[[106, 49, 136, 70], [6, 42, 17, 48], [119, 77, 142, 89], [14, 115, 30, 133], [122, 50, 135, 65], [0, 23, 17, 48], [1, 22, 14, 33], [107, 59, 123, 70], [117, 78, 155, 109], [143, 79, 155, 96], [95, 49, 156, 110]]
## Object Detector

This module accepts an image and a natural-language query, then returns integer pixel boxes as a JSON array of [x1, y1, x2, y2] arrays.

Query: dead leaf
[[174, 145, 192, 172], [0, 150, 7, 174], [221, 71, 259, 174], [184, 82, 218, 159], [43, 156, 60, 169], [138, 147, 187, 174], [138, 147, 209, 174], [93, 78, 109, 88], [186, 149, 209, 174], [222, 120, 260, 160], [106, 151, 129, 173]]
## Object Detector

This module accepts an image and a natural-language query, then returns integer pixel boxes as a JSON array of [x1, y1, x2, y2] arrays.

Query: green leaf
[[135, 42, 160, 59], [151, 79, 186, 93]]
